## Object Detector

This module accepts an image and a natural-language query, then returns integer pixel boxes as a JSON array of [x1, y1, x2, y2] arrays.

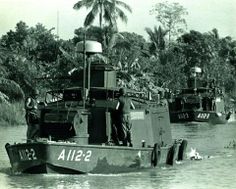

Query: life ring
[[177, 139, 188, 161], [151, 143, 161, 167]]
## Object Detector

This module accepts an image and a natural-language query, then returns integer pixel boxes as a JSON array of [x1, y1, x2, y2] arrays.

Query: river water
[[0, 122, 236, 189]]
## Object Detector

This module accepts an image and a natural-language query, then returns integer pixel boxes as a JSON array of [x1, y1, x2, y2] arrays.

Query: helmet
[[32, 89, 39, 96], [119, 88, 126, 95]]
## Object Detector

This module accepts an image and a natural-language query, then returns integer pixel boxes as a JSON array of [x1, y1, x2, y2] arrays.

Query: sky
[[0, 0, 236, 40]]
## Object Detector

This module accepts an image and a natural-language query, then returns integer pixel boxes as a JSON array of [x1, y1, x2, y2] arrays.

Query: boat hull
[[5, 140, 186, 174], [170, 110, 228, 124]]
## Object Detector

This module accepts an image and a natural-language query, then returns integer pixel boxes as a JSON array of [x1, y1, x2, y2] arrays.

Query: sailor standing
[[116, 88, 135, 146], [25, 89, 40, 142]]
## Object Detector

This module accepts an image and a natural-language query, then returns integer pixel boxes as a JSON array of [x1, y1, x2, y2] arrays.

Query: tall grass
[[0, 102, 26, 126]]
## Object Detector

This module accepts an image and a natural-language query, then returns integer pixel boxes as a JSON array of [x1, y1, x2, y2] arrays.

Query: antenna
[[57, 10, 59, 39]]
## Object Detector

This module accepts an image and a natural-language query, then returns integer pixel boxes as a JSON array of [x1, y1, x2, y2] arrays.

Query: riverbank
[[0, 102, 25, 126]]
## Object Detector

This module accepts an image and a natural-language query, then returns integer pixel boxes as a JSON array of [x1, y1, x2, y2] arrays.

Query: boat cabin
[[39, 47, 172, 148]]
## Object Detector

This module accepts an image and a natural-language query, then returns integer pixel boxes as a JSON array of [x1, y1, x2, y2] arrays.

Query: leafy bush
[[0, 102, 26, 126], [0, 78, 25, 102]]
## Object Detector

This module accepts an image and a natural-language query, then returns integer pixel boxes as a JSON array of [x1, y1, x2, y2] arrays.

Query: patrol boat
[[5, 41, 187, 174], [168, 67, 231, 124]]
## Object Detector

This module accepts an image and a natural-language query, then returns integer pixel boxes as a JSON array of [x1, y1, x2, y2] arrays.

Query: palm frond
[[115, 7, 128, 23], [145, 27, 155, 41], [73, 0, 94, 9], [103, 6, 114, 26], [73, 1, 85, 9], [114, 0, 132, 13], [84, 5, 99, 26]]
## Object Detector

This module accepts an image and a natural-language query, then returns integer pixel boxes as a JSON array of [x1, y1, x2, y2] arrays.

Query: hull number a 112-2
[[57, 149, 92, 162]]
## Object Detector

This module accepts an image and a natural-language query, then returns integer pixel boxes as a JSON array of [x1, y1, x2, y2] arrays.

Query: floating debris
[[188, 148, 203, 160]]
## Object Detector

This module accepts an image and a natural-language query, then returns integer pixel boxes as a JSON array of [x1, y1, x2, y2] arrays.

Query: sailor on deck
[[25, 89, 40, 142], [116, 88, 135, 147]]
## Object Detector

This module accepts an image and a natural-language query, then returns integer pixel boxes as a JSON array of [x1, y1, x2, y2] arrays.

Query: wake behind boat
[[5, 41, 187, 174]]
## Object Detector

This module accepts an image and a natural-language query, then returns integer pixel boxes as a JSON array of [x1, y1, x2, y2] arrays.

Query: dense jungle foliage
[[0, 1, 236, 124]]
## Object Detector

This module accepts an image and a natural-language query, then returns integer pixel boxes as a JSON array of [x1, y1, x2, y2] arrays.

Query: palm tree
[[145, 26, 168, 57], [73, 0, 132, 28], [145, 26, 168, 52]]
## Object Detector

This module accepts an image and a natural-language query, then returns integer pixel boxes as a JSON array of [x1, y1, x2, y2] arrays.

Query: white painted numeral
[[84, 150, 92, 162], [75, 150, 83, 161]]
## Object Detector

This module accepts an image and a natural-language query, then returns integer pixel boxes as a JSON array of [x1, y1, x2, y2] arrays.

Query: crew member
[[25, 89, 40, 141], [116, 88, 135, 146]]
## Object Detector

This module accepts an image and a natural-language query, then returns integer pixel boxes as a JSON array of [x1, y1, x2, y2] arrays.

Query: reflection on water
[[0, 123, 236, 189]]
